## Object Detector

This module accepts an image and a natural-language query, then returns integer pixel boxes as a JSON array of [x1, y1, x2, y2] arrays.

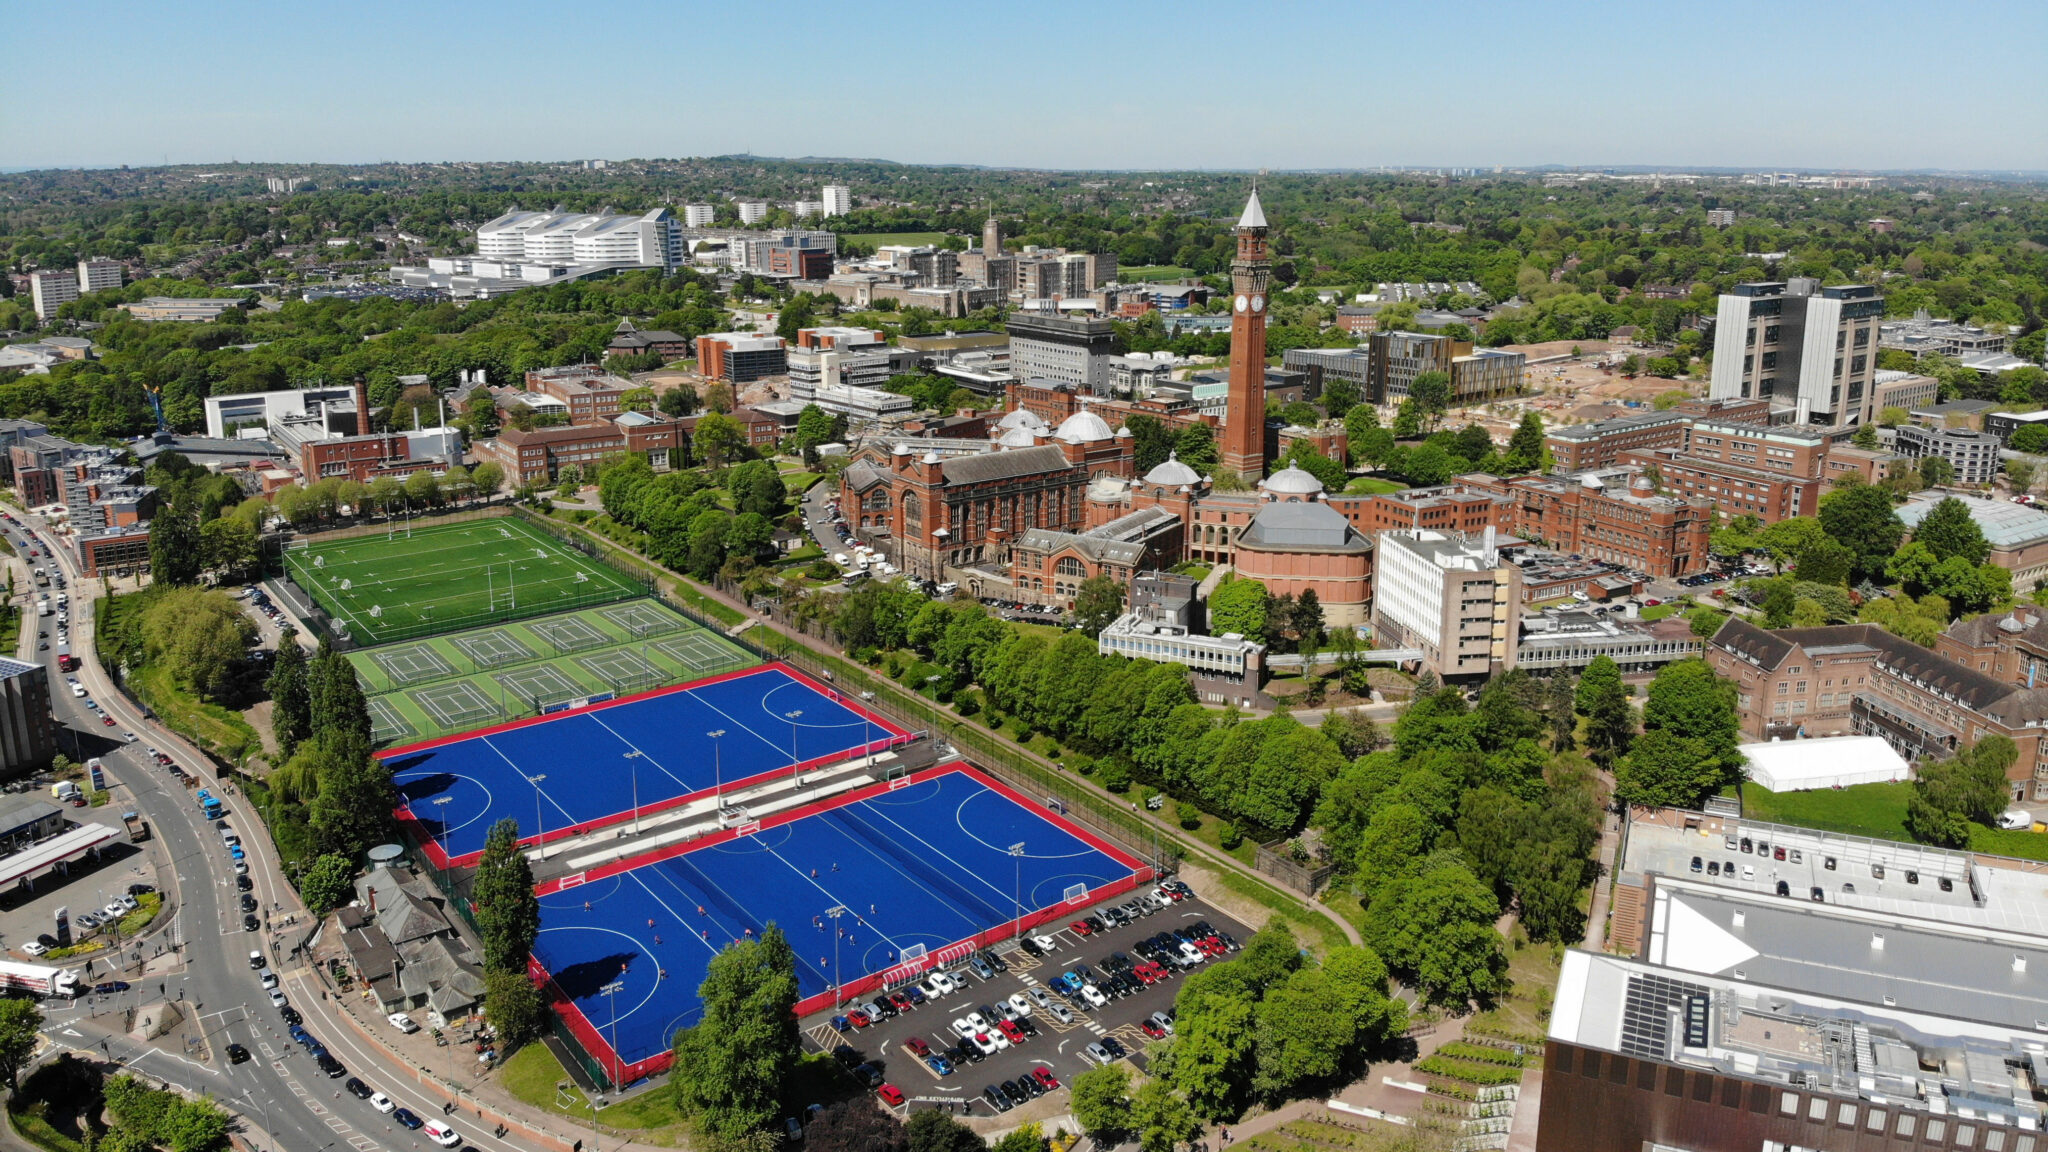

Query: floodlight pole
[[826, 905, 847, 1008], [785, 711, 804, 792], [708, 729, 726, 807], [1009, 842, 1026, 945], [625, 751, 642, 834], [860, 691, 876, 767], [600, 979, 624, 1091], [432, 796, 454, 879], [526, 773, 548, 858]]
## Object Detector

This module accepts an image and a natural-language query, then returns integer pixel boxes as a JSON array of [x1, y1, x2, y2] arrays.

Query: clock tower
[[1221, 187, 1271, 482]]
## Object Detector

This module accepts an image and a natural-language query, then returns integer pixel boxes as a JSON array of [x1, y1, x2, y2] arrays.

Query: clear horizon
[[8, 0, 2045, 173]]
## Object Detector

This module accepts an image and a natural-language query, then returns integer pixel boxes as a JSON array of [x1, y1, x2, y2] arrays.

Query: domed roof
[[995, 425, 1037, 448], [1259, 465, 1325, 496], [1143, 452, 1203, 488], [1053, 407, 1116, 444], [997, 408, 1048, 432]]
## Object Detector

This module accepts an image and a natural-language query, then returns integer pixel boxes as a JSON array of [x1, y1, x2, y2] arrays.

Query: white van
[[1997, 809, 2034, 830], [70, 684, 86, 699]]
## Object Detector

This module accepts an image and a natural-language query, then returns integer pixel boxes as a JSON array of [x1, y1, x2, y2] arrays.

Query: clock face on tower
[[1251, 295, 1265, 313], [1234, 294, 1248, 313]]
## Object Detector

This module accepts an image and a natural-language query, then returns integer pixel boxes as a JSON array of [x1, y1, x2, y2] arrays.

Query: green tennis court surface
[[284, 517, 645, 646], [346, 601, 759, 743]]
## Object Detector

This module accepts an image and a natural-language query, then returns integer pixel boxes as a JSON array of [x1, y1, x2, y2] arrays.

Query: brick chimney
[[353, 376, 373, 436]]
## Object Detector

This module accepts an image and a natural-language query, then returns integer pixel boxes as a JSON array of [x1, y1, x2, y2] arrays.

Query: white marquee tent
[[1740, 735, 1912, 792]]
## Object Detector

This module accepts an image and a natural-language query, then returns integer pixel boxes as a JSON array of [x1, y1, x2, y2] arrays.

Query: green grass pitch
[[284, 517, 644, 646]]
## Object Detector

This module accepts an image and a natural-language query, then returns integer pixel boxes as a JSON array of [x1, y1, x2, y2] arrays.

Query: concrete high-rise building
[[982, 212, 1002, 256], [77, 259, 123, 295], [683, 204, 715, 227], [735, 200, 769, 225], [1370, 527, 1521, 679], [1709, 280, 1884, 427], [1221, 188, 1272, 482], [821, 185, 851, 217], [27, 270, 78, 322], [1008, 311, 1115, 395], [1706, 207, 1737, 227]]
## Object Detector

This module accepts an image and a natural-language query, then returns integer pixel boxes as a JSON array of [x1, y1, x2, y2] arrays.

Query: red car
[[1133, 965, 1159, 985], [996, 1020, 1025, 1045], [904, 1036, 930, 1058], [101, 716, 116, 727], [889, 992, 915, 1013], [846, 1009, 872, 1029], [877, 1084, 904, 1106], [1140, 1019, 1168, 1039], [1031, 1067, 1060, 1091], [1068, 920, 1094, 936]]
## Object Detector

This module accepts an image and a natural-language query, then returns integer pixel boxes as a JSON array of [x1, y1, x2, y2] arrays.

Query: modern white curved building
[[471, 206, 683, 268]]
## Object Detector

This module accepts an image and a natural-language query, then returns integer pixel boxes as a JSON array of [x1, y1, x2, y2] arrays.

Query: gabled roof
[[939, 445, 1072, 486], [843, 459, 887, 492], [1709, 617, 2048, 724]]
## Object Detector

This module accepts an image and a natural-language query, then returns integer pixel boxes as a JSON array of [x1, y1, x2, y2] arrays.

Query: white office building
[[1371, 528, 1521, 679], [204, 385, 361, 440], [735, 201, 769, 224], [77, 260, 124, 294], [684, 204, 716, 227], [822, 185, 852, 217]]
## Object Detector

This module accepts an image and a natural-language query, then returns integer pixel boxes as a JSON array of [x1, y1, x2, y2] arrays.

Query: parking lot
[[800, 880, 1250, 1121]]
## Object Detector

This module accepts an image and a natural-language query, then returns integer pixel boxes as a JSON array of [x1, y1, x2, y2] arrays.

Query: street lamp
[[707, 730, 726, 808], [599, 979, 625, 1091], [624, 751, 643, 834], [525, 773, 548, 857], [825, 905, 847, 1008]]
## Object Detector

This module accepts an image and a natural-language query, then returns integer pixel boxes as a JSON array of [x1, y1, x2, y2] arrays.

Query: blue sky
[[8, 0, 2045, 172]]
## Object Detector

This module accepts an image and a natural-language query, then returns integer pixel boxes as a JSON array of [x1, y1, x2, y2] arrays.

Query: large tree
[[148, 503, 202, 587], [140, 587, 255, 700], [472, 818, 541, 974], [309, 648, 372, 744], [1207, 576, 1268, 638], [808, 1101, 908, 1152], [307, 739, 397, 859], [1912, 496, 1990, 564], [1574, 654, 1633, 764], [1818, 483, 1905, 583], [0, 998, 40, 1091], [266, 639, 311, 758], [1361, 854, 1507, 1007], [1071, 574, 1126, 637], [1905, 736, 2016, 847], [1069, 1063, 1133, 1139], [671, 926, 802, 1145]]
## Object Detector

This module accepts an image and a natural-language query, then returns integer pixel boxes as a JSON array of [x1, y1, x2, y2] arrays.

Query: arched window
[[1056, 557, 1086, 578], [901, 490, 920, 529]]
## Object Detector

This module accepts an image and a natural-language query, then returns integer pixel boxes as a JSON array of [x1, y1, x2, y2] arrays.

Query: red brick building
[[1466, 469, 1712, 577], [475, 411, 690, 485], [1616, 417, 1833, 523], [524, 366, 631, 425], [1707, 616, 2048, 800], [299, 433, 415, 483]]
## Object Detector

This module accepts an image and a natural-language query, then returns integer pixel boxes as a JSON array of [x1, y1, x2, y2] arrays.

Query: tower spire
[[1220, 181, 1273, 483]]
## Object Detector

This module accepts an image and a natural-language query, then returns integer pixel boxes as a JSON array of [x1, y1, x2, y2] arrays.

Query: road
[[9, 512, 542, 1152]]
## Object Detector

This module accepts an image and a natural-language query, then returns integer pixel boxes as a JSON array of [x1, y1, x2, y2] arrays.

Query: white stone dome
[[1259, 465, 1325, 497], [1143, 452, 1203, 488], [1053, 408, 1116, 444], [995, 425, 1037, 448], [997, 409, 1048, 432]]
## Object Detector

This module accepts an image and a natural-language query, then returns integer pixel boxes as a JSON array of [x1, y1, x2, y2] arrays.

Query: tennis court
[[284, 517, 644, 645], [388, 665, 911, 865], [530, 762, 1151, 1082], [347, 602, 757, 743]]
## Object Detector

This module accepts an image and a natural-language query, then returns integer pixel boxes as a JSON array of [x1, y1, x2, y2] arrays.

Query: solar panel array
[[1620, 972, 1710, 1059]]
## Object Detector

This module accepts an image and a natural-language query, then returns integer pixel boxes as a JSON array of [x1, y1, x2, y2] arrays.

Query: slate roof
[[1236, 501, 1369, 553], [938, 445, 1071, 486], [1709, 617, 2048, 724]]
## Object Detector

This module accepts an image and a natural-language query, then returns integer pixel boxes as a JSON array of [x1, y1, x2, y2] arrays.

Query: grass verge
[[128, 662, 261, 764], [1342, 476, 1409, 495], [1741, 780, 2048, 862], [498, 1044, 688, 1140]]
